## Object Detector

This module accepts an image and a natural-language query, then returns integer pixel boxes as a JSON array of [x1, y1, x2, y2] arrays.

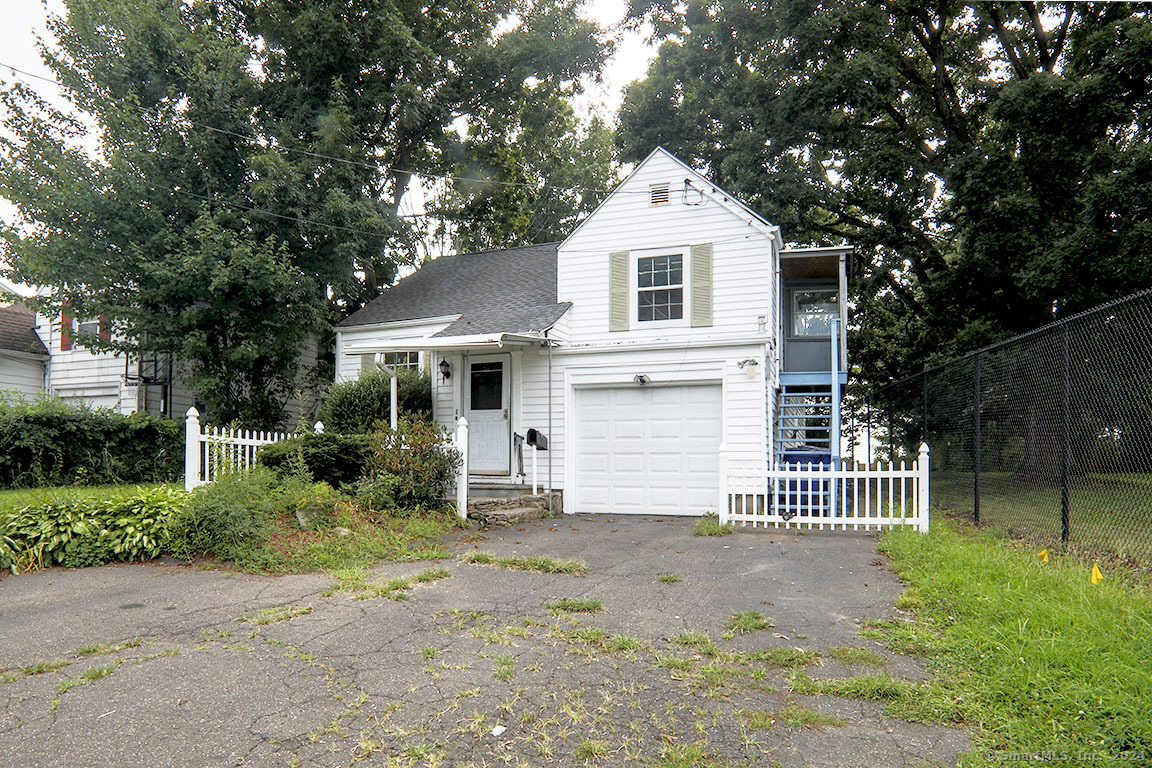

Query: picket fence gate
[[183, 408, 471, 519], [719, 443, 930, 532]]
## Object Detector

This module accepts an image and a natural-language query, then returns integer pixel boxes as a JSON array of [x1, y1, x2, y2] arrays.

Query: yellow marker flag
[[1091, 562, 1103, 586], [1037, 549, 1049, 563]]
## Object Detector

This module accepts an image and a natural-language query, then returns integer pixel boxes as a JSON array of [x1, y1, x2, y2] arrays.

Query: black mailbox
[[525, 428, 548, 451]]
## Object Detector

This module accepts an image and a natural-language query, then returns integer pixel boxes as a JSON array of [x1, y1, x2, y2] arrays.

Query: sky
[[0, 0, 658, 293]]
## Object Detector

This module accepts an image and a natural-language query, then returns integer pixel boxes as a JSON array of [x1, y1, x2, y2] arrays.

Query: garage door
[[574, 384, 722, 516]]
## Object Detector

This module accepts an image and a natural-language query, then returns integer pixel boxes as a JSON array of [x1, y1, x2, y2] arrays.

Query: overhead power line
[[0, 61, 647, 197]]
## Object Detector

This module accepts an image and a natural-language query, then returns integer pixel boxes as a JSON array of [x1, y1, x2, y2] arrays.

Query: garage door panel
[[574, 384, 723, 516]]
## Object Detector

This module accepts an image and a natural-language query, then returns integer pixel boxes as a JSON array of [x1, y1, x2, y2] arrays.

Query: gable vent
[[649, 183, 670, 206]]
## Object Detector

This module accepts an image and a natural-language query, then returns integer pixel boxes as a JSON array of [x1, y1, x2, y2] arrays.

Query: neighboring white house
[[1, 301, 319, 424], [0, 301, 49, 400], [335, 147, 850, 516]]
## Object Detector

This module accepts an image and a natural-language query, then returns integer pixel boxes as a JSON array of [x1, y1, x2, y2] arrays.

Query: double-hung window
[[637, 253, 684, 322]]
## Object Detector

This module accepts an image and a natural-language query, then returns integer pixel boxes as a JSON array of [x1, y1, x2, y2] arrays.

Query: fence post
[[184, 407, 201, 492], [973, 353, 981, 526], [314, 421, 324, 433], [455, 417, 469, 521], [1060, 325, 1071, 546], [917, 442, 931, 533], [717, 443, 729, 524]]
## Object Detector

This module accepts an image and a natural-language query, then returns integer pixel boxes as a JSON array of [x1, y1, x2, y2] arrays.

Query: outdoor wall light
[[634, 374, 650, 386], [439, 359, 452, 380], [737, 359, 760, 377]]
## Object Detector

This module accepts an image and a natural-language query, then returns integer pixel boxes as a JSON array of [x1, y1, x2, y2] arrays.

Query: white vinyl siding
[[558, 150, 775, 345], [0, 355, 46, 399]]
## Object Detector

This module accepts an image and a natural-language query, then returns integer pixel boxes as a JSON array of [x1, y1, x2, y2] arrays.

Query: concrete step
[[468, 506, 548, 528]]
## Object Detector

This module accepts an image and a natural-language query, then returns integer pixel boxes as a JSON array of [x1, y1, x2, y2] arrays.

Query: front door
[[466, 354, 511, 474]]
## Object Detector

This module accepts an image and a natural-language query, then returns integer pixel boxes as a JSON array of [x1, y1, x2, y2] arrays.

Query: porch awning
[[342, 332, 549, 355]]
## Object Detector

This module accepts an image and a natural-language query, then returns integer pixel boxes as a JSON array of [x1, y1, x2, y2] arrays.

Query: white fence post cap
[[458, 416, 468, 427], [919, 442, 930, 455], [314, 421, 324, 433], [186, 406, 199, 418]]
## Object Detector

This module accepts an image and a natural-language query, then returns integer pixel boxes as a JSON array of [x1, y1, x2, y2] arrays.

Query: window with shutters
[[637, 254, 684, 322], [630, 247, 690, 327]]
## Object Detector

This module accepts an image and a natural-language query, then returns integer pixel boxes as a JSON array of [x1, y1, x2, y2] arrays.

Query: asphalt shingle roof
[[0, 303, 48, 356], [338, 242, 570, 336]]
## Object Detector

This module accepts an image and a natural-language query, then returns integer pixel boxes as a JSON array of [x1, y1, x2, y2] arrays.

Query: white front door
[[466, 354, 510, 474], [573, 384, 723, 515]]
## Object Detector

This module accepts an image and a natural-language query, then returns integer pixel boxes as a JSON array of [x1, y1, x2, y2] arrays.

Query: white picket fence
[[183, 407, 471, 519], [719, 443, 930, 532]]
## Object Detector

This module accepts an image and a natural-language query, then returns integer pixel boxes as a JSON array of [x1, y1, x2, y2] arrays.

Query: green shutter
[[690, 243, 713, 327], [609, 250, 629, 332]]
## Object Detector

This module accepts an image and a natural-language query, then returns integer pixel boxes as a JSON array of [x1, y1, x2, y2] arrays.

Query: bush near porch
[[0, 396, 182, 489], [317, 367, 432, 435]]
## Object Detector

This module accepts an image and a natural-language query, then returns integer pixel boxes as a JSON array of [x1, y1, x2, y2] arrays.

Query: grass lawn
[[934, 471, 1152, 565], [867, 522, 1152, 766]]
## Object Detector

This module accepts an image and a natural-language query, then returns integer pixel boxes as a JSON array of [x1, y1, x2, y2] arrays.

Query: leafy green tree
[[0, 0, 608, 425], [430, 85, 618, 252], [618, 1, 1152, 387]]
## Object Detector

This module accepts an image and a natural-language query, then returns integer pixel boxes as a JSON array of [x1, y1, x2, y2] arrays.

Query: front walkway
[[0, 516, 968, 767]]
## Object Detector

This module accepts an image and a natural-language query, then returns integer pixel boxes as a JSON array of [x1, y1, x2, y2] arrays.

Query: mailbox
[[525, 428, 548, 451]]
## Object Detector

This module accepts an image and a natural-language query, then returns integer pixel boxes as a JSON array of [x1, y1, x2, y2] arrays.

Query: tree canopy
[[618, 0, 1152, 386], [0, 0, 608, 425]]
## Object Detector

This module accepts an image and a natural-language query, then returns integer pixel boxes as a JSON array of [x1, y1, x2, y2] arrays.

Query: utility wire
[[0, 61, 646, 197]]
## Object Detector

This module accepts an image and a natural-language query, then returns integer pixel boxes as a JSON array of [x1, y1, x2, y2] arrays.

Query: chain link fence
[[858, 290, 1152, 566]]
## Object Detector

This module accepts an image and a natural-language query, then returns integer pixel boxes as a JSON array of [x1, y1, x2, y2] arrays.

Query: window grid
[[383, 351, 420, 370], [637, 254, 684, 322]]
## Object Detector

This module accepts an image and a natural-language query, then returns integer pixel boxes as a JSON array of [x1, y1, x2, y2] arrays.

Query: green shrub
[[276, 478, 347, 530], [318, 368, 432, 435], [370, 419, 461, 510], [0, 396, 182, 488], [0, 533, 18, 574], [2, 485, 186, 569], [167, 467, 279, 564], [353, 474, 400, 512], [257, 432, 373, 487]]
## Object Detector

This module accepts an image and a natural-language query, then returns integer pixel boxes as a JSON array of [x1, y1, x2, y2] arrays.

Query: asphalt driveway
[[0, 516, 969, 767]]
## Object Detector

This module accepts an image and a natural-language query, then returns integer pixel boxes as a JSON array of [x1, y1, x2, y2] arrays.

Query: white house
[[335, 148, 850, 516], [2, 302, 318, 424], [0, 301, 49, 399]]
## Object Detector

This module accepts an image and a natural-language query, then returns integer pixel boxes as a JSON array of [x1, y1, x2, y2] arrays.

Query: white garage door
[[574, 384, 722, 516]]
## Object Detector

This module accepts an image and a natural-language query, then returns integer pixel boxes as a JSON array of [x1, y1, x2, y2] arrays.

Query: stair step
[[467, 506, 547, 527]]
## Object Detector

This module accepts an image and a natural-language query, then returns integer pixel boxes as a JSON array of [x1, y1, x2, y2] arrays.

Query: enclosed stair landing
[[776, 384, 834, 458]]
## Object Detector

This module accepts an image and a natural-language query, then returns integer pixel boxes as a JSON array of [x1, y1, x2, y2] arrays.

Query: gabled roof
[[559, 146, 783, 250], [338, 242, 570, 336], [0, 303, 48, 357]]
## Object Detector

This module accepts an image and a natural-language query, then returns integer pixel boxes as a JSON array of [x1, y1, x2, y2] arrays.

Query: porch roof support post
[[374, 354, 399, 432]]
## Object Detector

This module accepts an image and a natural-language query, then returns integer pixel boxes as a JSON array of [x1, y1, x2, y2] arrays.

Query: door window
[[469, 362, 503, 410]]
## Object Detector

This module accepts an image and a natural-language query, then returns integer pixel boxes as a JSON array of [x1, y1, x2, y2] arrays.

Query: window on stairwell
[[792, 290, 838, 336]]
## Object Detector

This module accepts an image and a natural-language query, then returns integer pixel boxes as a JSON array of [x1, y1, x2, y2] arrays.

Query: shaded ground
[[0, 516, 969, 767]]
